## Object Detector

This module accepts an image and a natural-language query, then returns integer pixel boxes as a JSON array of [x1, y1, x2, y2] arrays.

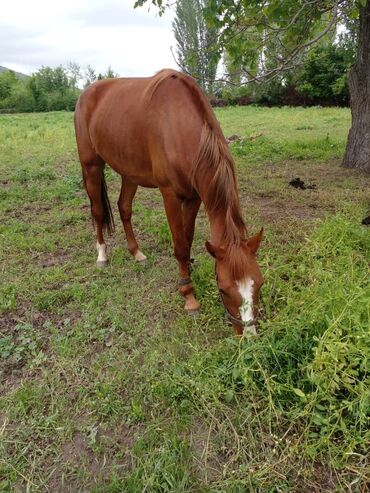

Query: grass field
[[0, 106, 369, 492]]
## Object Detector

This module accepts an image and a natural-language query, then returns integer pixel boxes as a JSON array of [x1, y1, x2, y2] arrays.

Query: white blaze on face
[[237, 278, 256, 335]]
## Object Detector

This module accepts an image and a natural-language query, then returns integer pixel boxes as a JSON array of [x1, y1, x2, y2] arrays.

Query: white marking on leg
[[96, 242, 107, 263], [237, 278, 256, 334], [134, 250, 147, 262]]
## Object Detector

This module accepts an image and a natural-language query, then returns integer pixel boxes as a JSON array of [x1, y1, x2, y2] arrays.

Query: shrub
[[8, 83, 35, 112], [296, 43, 353, 106]]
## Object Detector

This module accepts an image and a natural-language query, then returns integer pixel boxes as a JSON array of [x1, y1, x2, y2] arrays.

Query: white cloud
[[0, 0, 177, 77]]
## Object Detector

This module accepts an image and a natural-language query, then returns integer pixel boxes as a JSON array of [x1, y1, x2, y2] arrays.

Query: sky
[[0, 0, 177, 78]]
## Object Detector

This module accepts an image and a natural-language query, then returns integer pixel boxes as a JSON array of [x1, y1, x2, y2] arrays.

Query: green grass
[[217, 105, 350, 141], [0, 108, 369, 492], [217, 105, 350, 163]]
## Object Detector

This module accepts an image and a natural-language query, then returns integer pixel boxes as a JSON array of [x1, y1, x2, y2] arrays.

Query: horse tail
[[81, 165, 115, 235], [75, 96, 115, 236], [100, 168, 115, 235]]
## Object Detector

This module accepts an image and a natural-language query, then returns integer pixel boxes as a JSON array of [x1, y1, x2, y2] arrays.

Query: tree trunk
[[342, 1, 370, 172]]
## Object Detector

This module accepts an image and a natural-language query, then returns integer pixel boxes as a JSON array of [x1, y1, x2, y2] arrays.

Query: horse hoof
[[96, 260, 108, 268], [134, 251, 147, 262], [186, 308, 200, 316]]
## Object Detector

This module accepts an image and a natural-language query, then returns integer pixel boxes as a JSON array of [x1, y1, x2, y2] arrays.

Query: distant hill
[[0, 66, 29, 80]]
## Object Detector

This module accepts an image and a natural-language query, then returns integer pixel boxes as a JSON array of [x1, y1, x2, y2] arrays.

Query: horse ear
[[246, 227, 264, 254], [205, 241, 225, 259]]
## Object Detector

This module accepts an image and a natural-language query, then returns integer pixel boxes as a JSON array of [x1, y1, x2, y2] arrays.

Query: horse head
[[206, 228, 264, 335]]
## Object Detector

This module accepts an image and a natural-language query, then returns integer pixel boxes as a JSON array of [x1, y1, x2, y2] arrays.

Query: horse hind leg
[[118, 177, 146, 262], [81, 156, 114, 267]]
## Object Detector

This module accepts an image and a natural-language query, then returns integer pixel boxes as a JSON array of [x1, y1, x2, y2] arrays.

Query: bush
[[253, 78, 283, 105], [0, 71, 18, 99], [0, 66, 81, 113], [8, 83, 35, 112], [215, 41, 354, 107], [45, 89, 79, 111], [296, 43, 353, 106]]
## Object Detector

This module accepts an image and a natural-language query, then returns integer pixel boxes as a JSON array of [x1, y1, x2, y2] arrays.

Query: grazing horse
[[74, 69, 263, 335]]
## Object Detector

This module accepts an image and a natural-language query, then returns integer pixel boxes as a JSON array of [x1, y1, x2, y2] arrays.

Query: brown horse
[[74, 69, 263, 335]]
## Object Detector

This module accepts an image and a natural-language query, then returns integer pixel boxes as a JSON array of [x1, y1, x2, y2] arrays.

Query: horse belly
[[91, 121, 154, 182]]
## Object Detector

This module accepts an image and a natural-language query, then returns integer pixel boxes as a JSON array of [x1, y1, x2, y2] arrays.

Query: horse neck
[[208, 209, 245, 247], [197, 177, 245, 247], [192, 122, 246, 247], [208, 211, 229, 245]]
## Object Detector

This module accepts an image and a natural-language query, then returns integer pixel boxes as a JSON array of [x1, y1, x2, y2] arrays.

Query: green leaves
[[297, 44, 353, 104], [0, 322, 45, 365], [292, 388, 306, 400]]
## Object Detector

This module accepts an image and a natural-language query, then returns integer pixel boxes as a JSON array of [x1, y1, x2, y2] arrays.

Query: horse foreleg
[[182, 196, 201, 254], [161, 188, 200, 313], [118, 178, 146, 262]]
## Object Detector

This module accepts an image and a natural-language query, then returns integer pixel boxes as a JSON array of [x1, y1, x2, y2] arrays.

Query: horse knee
[[117, 202, 131, 222]]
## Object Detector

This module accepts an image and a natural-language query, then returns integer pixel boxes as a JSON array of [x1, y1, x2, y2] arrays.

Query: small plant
[[0, 285, 16, 313], [0, 322, 45, 365]]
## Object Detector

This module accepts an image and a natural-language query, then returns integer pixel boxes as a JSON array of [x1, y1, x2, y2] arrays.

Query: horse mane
[[146, 70, 248, 278]]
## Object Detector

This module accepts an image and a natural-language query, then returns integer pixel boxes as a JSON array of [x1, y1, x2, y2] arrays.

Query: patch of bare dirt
[[238, 160, 370, 229], [1, 303, 80, 334], [47, 424, 142, 492], [189, 419, 226, 484], [61, 432, 100, 473], [0, 305, 81, 396], [251, 193, 326, 223], [293, 462, 339, 493], [5, 204, 51, 219], [38, 250, 70, 268], [53, 154, 77, 175]]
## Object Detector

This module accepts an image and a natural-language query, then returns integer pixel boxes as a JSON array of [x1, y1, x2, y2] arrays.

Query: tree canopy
[[136, 0, 360, 84]]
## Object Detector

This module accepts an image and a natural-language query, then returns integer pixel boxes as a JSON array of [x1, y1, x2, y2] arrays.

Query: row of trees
[[215, 40, 353, 106], [0, 64, 118, 113], [0, 44, 352, 112]]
